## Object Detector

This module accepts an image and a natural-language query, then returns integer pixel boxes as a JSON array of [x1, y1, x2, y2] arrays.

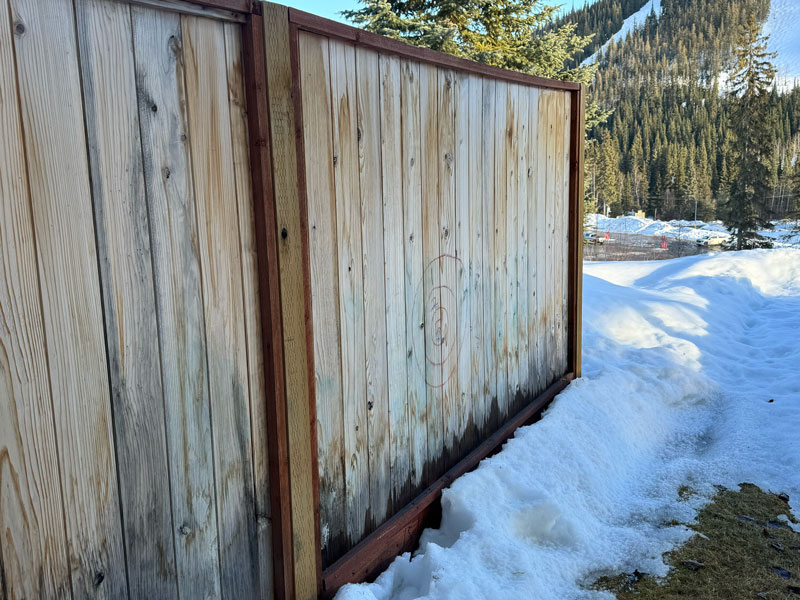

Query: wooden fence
[[0, 1, 584, 599]]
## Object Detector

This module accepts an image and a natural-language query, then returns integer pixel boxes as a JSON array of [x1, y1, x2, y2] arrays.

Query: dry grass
[[593, 483, 800, 599]]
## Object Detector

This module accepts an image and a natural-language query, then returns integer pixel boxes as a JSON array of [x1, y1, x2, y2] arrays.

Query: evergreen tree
[[724, 15, 777, 248], [342, 0, 608, 127]]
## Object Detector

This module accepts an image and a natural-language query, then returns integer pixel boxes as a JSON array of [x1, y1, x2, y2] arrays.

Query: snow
[[586, 213, 800, 247], [583, 0, 661, 65], [336, 249, 800, 600], [764, 0, 800, 92]]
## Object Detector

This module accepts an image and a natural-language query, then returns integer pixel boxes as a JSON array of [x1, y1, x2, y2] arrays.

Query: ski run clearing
[[337, 249, 800, 600], [586, 213, 800, 248]]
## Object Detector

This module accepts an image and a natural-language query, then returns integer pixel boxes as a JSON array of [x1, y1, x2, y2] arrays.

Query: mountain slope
[[559, 0, 800, 222], [764, 0, 800, 90]]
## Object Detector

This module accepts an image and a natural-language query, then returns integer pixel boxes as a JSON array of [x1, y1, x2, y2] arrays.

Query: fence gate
[[0, 0, 277, 598]]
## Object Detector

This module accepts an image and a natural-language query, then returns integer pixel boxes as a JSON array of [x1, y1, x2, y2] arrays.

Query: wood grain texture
[[505, 83, 519, 410], [356, 46, 391, 531], [467, 75, 486, 439], [561, 92, 572, 375], [493, 80, 508, 420], [329, 38, 369, 549], [400, 58, 427, 493], [553, 91, 567, 377], [536, 91, 549, 392], [379, 53, 411, 509], [454, 71, 472, 456], [8, 0, 127, 595], [296, 32, 578, 568], [297, 30, 344, 570], [182, 14, 259, 598], [223, 22, 275, 599], [526, 88, 541, 396], [419, 62, 442, 484], [0, 1, 69, 595], [264, 8, 319, 595], [481, 78, 498, 433], [76, 2, 178, 596], [130, 7, 221, 597], [436, 67, 457, 467], [516, 86, 530, 398]]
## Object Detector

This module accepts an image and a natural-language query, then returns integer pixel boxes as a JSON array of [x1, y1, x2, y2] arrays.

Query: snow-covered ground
[[586, 213, 800, 248], [337, 249, 800, 600], [583, 0, 662, 65]]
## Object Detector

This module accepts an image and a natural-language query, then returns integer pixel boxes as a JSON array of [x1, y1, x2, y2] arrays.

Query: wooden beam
[[568, 86, 585, 378], [242, 11, 294, 600], [260, 4, 322, 598], [320, 375, 574, 597], [287, 7, 581, 93]]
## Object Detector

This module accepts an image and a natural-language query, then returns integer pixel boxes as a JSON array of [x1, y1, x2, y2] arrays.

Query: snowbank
[[586, 213, 800, 248], [336, 249, 800, 600]]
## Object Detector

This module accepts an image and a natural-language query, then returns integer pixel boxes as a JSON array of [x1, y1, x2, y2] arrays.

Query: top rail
[[287, 7, 582, 92]]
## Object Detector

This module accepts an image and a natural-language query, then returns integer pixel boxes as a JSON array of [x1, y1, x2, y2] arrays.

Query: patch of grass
[[593, 483, 800, 599]]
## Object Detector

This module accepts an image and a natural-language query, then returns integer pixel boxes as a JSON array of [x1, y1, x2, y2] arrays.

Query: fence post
[[257, 3, 322, 599], [569, 84, 586, 378]]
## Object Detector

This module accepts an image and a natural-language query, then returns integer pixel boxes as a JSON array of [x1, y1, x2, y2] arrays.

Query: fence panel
[[0, 1, 273, 597], [292, 27, 577, 573]]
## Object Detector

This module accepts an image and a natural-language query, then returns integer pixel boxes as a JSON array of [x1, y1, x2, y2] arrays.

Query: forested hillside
[[557, 0, 800, 221]]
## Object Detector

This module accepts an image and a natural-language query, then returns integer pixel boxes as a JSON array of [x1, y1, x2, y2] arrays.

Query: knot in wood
[[281, 227, 288, 240], [179, 524, 192, 536], [93, 572, 105, 587], [14, 21, 25, 36]]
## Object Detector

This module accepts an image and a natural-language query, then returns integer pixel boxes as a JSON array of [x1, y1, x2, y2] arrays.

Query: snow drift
[[336, 249, 800, 600]]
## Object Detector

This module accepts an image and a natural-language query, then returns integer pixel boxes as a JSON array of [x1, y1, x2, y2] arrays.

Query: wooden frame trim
[[568, 85, 585, 378], [242, 12, 294, 600], [288, 18, 325, 597], [287, 7, 581, 93], [319, 375, 575, 597]]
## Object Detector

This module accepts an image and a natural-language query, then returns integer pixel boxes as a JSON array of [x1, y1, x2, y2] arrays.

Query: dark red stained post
[[568, 85, 585, 377], [241, 11, 295, 600]]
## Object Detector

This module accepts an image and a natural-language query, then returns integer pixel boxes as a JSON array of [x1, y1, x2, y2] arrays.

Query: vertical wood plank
[[131, 7, 221, 597], [400, 58, 427, 492], [329, 38, 369, 548], [545, 91, 557, 384], [298, 31, 344, 569], [536, 91, 549, 391], [437, 67, 458, 467], [467, 75, 485, 439], [223, 22, 274, 598], [419, 62, 442, 483], [355, 46, 390, 530], [76, 2, 178, 596], [553, 91, 566, 377], [526, 87, 541, 396], [493, 80, 508, 420], [0, 1, 70, 595], [562, 92, 572, 375], [517, 86, 530, 398], [380, 54, 411, 507], [182, 14, 258, 597], [481, 78, 497, 433], [505, 84, 519, 410], [454, 71, 472, 456], [8, 0, 127, 594]]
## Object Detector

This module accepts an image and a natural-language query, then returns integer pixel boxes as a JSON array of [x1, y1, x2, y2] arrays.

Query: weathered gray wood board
[[0, 1, 273, 597], [297, 31, 573, 567]]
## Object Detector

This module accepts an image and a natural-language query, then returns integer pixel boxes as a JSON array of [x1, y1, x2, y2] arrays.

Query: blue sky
[[283, 0, 597, 24]]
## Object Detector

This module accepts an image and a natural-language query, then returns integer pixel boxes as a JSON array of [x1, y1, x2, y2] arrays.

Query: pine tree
[[342, 0, 609, 127], [724, 15, 777, 249]]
